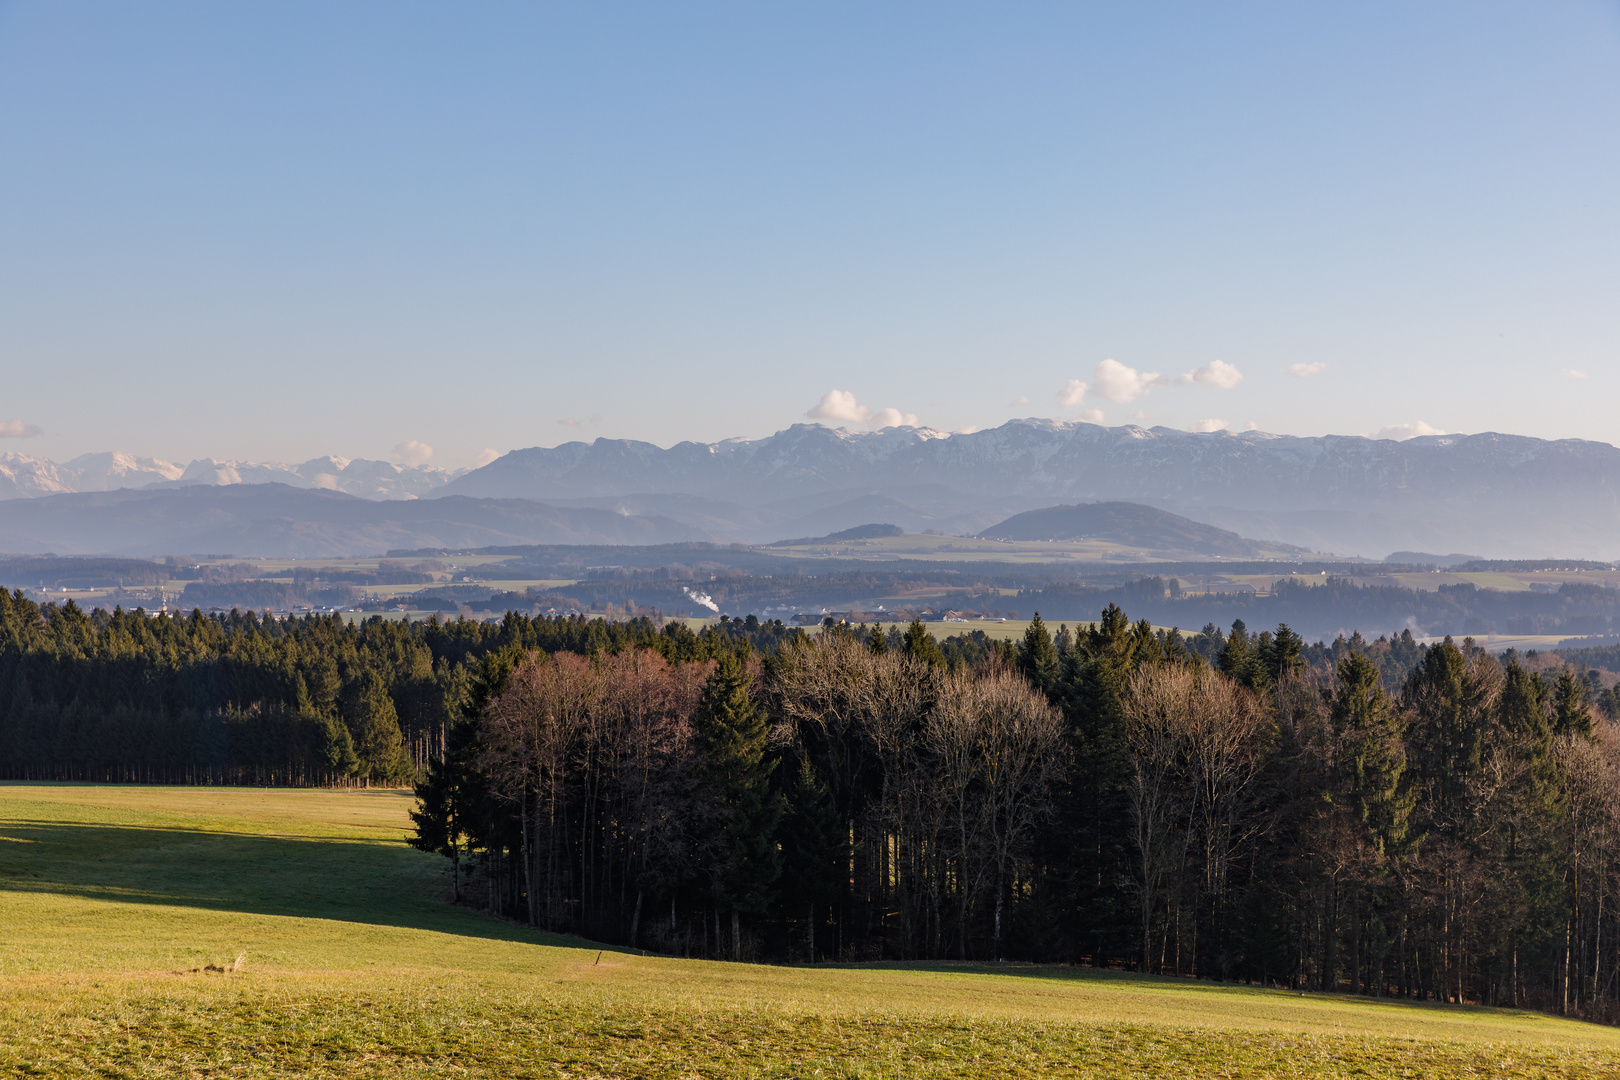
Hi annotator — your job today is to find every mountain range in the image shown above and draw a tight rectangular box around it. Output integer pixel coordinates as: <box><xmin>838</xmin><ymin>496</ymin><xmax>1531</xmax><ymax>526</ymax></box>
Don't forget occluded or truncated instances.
<box><xmin>0</xmin><ymin>451</ymin><xmax>457</xmax><ymax>501</ymax></box>
<box><xmin>4</xmin><ymin>420</ymin><xmax>1620</xmax><ymax>558</ymax></box>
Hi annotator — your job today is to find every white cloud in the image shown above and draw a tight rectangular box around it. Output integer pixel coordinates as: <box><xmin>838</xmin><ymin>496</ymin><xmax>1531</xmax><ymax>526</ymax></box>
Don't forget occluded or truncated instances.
<box><xmin>474</xmin><ymin>448</ymin><xmax>501</xmax><ymax>468</ymax></box>
<box><xmin>1056</xmin><ymin>380</ymin><xmax>1089</xmax><ymax>407</ymax></box>
<box><xmin>558</xmin><ymin>413</ymin><xmax>603</xmax><ymax>428</ymax></box>
<box><xmin>1374</xmin><ymin>421</ymin><xmax>1447</xmax><ymax>441</ymax></box>
<box><xmin>0</xmin><ymin>419</ymin><xmax>42</xmax><ymax>438</ymax></box>
<box><xmin>1079</xmin><ymin>408</ymin><xmax>1106</xmax><ymax>425</ymax></box>
<box><xmin>807</xmin><ymin>390</ymin><xmax>919</xmax><ymax>429</ymax></box>
<box><xmin>1287</xmin><ymin>362</ymin><xmax>1328</xmax><ymax>377</ymax></box>
<box><xmin>1095</xmin><ymin>359</ymin><xmax>1166</xmax><ymax>402</ymax></box>
<box><xmin>392</xmin><ymin>439</ymin><xmax>434</xmax><ymax>466</ymax></box>
<box><xmin>1089</xmin><ymin>357</ymin><xmax>1243</xmax><ymax>403</ymax></box>
<box><xmin>1187</xmin><ymin>360</ymin><xmax>1243</xmax><ymax>389</ymax></box>
<box><xmin>871</xmin><ymin>407</ymin><xmax>919</xmax><ymax>429</ymax></box>
<box><xmin>1244</xmin><ymin>420</ymin><xmax>1261</xmax><ymax>431</ymax></box>
<box><xmin>1191</xmin><ymin>418</ymin><xmax>1230</xmax><ymax>433</ymax></box>
<box><xmin>807</xmin><ymin>389</ymin><xmax>871</xmax><ymax>424</ymax></box>
<box><xmin>953</xmin><ymin>425</ymin><xmax>981</xmax><ymax>435</ymax></box>
<box><xmin>1562</xmin><ymin>369</ymin><xmax>1589</xmax><ymax>379</ymax></box>
<box><xmin>1010</xmin><ymin>395</ymin><xmax>1030</xmax><ymax>406</ymax></box>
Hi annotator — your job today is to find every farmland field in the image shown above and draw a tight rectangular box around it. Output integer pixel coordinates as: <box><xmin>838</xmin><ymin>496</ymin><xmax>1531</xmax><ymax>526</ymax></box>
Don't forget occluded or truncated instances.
<box><xmin>4</xmin><ymin>784</ymin><xmax>1620</xmax><ymax>1078</ymax></box>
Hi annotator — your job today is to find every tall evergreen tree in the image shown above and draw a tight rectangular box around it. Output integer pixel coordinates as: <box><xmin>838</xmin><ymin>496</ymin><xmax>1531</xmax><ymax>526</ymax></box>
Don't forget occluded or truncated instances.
<box><xmin>693</xmin><ymin>652</ymin><xmax>783</xmax><ymax>957</ymax></box>
<box><xmin>902</xmin><ymin>619</ymin><xmax>946</xmax><ymax>670</ymax></box>
<box><xmin>776</xmin><ymin>755</ymin><xmax>844</xmax><ymax>961</ymax></box>
<box><xmin>1018</xmin><ymin>613</ymin><xmax>1059</xmax><ymax>695</ymax></box>
<box><xmin>346</xmin><ymin>669</ymin><xmax>406</xmax><ymax>782</ymax></box>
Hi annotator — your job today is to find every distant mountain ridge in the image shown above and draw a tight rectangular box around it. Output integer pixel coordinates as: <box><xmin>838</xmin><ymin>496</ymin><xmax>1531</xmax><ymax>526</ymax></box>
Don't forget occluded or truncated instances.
<box><xmin>8</xmin><ymin>420</ymin><xmax>1620</xmax><ymax>558</ymax></box>
<box><xmin>435</xmin><ymin>421</ymin><xmax>1620</xmax><ymax>558</ymax></box>
<box><xmin>0</xmin><ymin>484</ymin><xmax>707</xmax><ymax>558</ymax></box>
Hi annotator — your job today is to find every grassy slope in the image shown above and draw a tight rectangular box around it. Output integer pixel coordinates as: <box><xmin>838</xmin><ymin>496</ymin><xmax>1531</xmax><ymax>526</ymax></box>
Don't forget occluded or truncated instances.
<box><xmin>3</xmin><ymin>787</ymin><xmax>1619</xmax><ymax>1078</ymax></box>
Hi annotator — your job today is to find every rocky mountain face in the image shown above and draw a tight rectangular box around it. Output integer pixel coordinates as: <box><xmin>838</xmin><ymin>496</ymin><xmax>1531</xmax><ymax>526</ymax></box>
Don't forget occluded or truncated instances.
<box><xmin>0</xmin><ymin>452</ymin><xmax>460</xmax><ymax>501</ymax></box>
<box><xmin>435</xmin><ymin>421</ymin><xmax>1620</xmax><ymax>558</ymax></box>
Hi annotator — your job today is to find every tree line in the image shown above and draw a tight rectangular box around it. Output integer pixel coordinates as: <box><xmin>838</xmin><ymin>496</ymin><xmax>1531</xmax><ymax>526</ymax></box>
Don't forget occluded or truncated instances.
<box><xmin>8</xmin><ymin>583</ymin><xmax>1620</xmax><ymax>1023</ymax></box>
<box><xmin>0</xmin><ymin>589</ymin><xmax>761</xmax><ymax>785</ymax></box>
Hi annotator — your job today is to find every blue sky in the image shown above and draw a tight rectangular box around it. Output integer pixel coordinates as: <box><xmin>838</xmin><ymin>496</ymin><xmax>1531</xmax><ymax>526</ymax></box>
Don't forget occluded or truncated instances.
<box><xmin>1</xmin><ymin>1</ymin><xmax>1617</xmax><ymax>468</ymax></box>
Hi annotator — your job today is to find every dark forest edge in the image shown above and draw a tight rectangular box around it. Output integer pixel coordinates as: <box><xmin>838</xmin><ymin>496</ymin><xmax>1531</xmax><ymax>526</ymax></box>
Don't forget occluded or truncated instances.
<box><xmin>4</xmin><ymin>587</ymin><xmax>1620</xmax><ymax>1026</ymax></box>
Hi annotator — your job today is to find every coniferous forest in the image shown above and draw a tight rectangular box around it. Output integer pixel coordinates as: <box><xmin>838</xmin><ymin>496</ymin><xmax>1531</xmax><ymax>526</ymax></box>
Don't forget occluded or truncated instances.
<box><xmin>7</xmin><ymin>587</ymin><xmax>1620</xmax><ymax>1022</ymax></box>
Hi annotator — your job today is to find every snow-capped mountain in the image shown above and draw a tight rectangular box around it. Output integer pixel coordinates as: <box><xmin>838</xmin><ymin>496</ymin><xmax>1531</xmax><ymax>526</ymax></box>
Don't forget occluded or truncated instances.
<box><xmin>435</xmin><ymin>420</ymin><xmax>1620</xmax><ymax>559</ymax></box>
<box><xmin>0</xmin><ymin>452</ymin><xmax>460</xmax><ymax>501</ymax></box>
<box><xmin>7</xmin><ymin>420</ymin><xmax>1620</xmax><ymax>558</ymax></box>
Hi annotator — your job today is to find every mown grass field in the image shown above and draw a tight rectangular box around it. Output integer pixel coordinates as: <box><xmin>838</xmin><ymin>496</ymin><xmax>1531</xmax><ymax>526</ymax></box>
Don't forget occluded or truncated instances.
<box><xmin>4</xmin><ymin>785</ymin><xmax>1620</xmax><ymax>1078</ymax></box>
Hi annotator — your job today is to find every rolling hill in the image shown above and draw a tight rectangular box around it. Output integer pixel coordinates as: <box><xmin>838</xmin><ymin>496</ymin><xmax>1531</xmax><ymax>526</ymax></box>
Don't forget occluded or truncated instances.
<box><xmin>980</xmin><ymin>501</ymin><xmax>1305</xmax><ymax>558</ymax></box>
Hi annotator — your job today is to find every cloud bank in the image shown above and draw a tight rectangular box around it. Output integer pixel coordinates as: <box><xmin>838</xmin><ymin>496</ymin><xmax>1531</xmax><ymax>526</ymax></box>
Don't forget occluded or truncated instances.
<box><xmin>1287</xmin><ymin>362</ymin><xmax>1328</xmax><ymax>377</ymax></box>
<box><xmin>1060</xmin><ymin>359</ymin><xmax>1244</xmax><ymax>407</ymax></box>
<box><xmin>807</xmin><ymin>390</ymin><xmax>918</xmax><ymax>430</ymax></box>
<box><xmin>392</xmin><ymin>439</ymin><xmax>434</xmax><ymax>465</ymax></box>
<box><xmin>0</xmin><ymin>419</ymin><xmax>43</xmax><ymax>438</ymax></box>
<box><xmin>1374</xmin><ymin>421</ymin><xmax>1447</xmax><ymax>441</ymax></box>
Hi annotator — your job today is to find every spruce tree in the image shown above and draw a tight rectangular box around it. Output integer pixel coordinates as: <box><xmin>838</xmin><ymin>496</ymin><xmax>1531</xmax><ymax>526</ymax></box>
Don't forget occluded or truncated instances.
<box><xmin>1331</xmin><ymin>652</ymin><xmax>1413</xmax><ymax>855</ymax></box>
<box><xmin>1017</xmin><ymin>612</ymin><xmax>1059</xmax><ymax>695</ymax></box>
<box><xmin>1551</xmin><ymin>670</ymin><xmax>1593</xmax><ymax>739</ymax></box>
<box><xmin>346</xmin><ymin>669</ymin><xmax>405</xmax><ymax>783</ymax></box>
<box><xmin>693</xmin><ymin>652</ymin><xmax>783</xmax><ymax>957</ymax></box>
<box><xmin>902</xmin><ymin>619</ymin><xmax>946</xmax><ymax>670</ymax></box>
<box><xmin>776</xmin><ymin>755</ymin><xmax>844</xmax><ymax>961</ymax></box>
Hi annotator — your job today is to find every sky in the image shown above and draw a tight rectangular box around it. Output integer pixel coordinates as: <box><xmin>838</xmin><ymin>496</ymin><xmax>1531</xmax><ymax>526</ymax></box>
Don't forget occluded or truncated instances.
<box><xmin>1</xmin><ymin>1</ymin><xmax>1618</xmax><ymax>470</ymax></box>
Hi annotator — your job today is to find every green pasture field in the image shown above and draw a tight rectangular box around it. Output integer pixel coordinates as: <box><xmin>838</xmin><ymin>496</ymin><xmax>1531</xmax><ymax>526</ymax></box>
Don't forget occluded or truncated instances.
<box><xmin>5</xmin><ymin>786</ymin><xmax>1619</xmax><ymax>1078</ymax></box>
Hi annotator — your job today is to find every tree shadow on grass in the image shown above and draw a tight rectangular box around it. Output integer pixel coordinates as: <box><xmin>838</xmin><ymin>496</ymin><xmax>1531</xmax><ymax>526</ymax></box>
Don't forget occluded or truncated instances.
<box><xmin>0</xmin><ymin>819</ymin><xmax>616</xmax><ymax>953</ymax></box>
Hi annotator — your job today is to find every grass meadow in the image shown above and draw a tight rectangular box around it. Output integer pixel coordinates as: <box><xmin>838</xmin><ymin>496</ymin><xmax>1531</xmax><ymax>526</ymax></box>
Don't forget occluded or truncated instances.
<box><xmin>4</xmin><ymin>784</ymin><xmax>1620</xmax><ymax>1077</ymax></box>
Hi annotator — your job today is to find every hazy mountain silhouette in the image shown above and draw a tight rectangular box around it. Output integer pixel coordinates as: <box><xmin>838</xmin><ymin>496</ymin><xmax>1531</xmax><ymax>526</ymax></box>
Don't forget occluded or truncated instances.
<box><xmin>980</xmin><ymin>502</ymin><xmax>1303</xmax><ymax>558</ymax></box>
